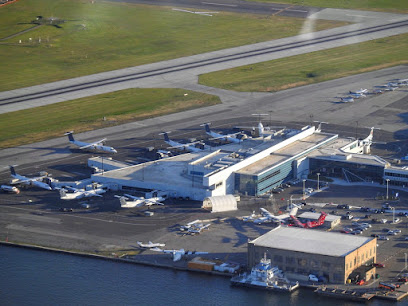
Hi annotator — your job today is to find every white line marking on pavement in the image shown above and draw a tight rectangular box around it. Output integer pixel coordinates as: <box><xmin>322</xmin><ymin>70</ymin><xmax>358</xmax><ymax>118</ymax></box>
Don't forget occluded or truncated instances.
<box><xmin>201</xmin><ymin>2</ymin><xmax>237</xmax><ymax>7</ymax></box>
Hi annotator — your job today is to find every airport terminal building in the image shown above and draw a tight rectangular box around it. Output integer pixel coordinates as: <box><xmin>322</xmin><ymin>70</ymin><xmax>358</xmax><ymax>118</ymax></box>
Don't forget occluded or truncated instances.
<box><xmin>90</xmin><ymin>125</ymin><xmax>408</xmax><ymax>200</ymax></box>
<box><xmin>248</xmin><ymin>227</ymin><xmax>377</xmax><ymax>284</ymax></box>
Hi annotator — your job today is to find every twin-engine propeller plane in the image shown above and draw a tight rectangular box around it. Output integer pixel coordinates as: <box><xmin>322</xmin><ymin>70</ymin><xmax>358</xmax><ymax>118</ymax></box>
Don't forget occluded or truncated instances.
<box><xmin>59</xmin><ymin>186</ymin><xmax>106</xmax><ymax>200</ymax></box>
<box><xmin>151</xmin><ymin>248</ymin><xmax>209</xmax><ymax>261</ymax></box>
<box><xmin>201</xmin><ymin>123</ymin><xmax>243</xmax><ymax>143</ymax></box>
<box><xmin>9</xmin><ymin>166</ymin><xmax>52</xmax><ymax>191</ymax></box>
<box><xmin>160</xmin><ymin>132</ymin><xmax>204</xmax><ymax>153</ymax></box>
<box><xmin>114</xmin><ymin>193</ymin><xmax>166</xmax><ymax>208</ymax></box>
<box><xmin>65</xmin><ymin>131</ymin><xmax>117</xmax><ymax>153</ymax></box>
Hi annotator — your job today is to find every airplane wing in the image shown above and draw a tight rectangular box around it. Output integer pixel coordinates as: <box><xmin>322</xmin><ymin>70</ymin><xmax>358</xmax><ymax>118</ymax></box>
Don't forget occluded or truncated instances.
<box><xmin>173</xmin><ymin>252</ymin><xmax>183</xmax><ymax>262</ymax></box>
<box><xmin>79</xmin><ymin>138</ymin><xmax>107</xmax><ymax>149</ymax></box>
<box><xmin>32</xmin><ymin>180</ymin><xmax>52</xmax><ymax>191</ymax></box>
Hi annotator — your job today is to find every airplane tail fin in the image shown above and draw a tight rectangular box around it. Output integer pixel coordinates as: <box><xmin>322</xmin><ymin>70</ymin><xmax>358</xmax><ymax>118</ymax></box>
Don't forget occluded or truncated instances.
<box><xmin>119</xmin><ymin>197</ymin><xmax>127</xmax><ymax>207</ymax></box>
<box><xmin>59</xmin><ymin>189</ymin><xmax>67</xmax><ymax>198</ymax></box>
<box><xmin>162</xmin><ymin>132</ymin><xmax>170</xmax><ymax>142</ymax></box>
<box><xmin>9</xmin><ymin>165</ymin><xmax>16</xmax><ymax>176</ymax></box>
<box><xmin>65</xmin><ymin>131</ymin><xmax>75</xmax><ymax>142</ymax></box>
<box><xmin>204</xmin><ymin>123</ymin><xmax>211</xmax><ymax>133</ymax></box>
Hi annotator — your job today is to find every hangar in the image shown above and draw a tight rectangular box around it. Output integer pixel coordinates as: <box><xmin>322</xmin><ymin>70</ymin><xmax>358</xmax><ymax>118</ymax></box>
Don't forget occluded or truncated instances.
<box><xmin>89</xmin><ymin>124</ymin><xmax>408</xmax><ymax>201</ymax></box>
<box><xmin>248</xmin><ymin>226</ymin><xmax>377</xmax><ymax>284</ymax></box>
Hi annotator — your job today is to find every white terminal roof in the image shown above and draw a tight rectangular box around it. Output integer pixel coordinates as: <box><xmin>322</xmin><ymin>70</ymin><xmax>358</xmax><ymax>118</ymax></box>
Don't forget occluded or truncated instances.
<box><xmin>250</xmin><ymin>226</ymin><xmax>373</xmax><ymax>257</ymax></box>
<box><xmin>94</xmin><ymin>151</ymin><xmax>207</xmax><ymax>189</ymax></box>
<box><xmin>237</xmin><ymin>133</ymin><xmax>335</xmax><ymax>176</ymax></box>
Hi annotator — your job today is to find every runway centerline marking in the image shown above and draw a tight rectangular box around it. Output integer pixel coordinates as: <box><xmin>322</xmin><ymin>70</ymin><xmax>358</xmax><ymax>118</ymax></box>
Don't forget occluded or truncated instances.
<box><xmin>201</xmin><ymin>2</ymin><xmax>237</xmax><ymax>7</ymax></box>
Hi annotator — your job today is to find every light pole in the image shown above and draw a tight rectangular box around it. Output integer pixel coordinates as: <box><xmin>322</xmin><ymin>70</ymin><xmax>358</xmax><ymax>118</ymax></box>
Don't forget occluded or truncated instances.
<box><xmin>317</xmin><ymin>173</ymin><xmax>320</xmax><ymax>191</ymax></box>
<box><xmin>386</xmin><ymin>179</ymin><xmax>390</xmax><ymax>200</ymax></box>
<box><xmin>303</xmin><ymin>179</ymin><xmax>306</xmax><ymax>200</ymax></box>
<box><xmin>391</xmin><ymin>206</ymin><xmax>395</xmax><ymax>224</ymax></box>
<box><xmin>405</xmin><ymin>253</ymin><xmax>407</xmax><ymax>270</ymax></box>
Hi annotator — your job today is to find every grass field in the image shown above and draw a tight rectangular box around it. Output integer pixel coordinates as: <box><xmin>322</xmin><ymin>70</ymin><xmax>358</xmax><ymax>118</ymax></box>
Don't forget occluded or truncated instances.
<box><xmin>0</xmin><ymin>0</ymin><xmax>346</xmax><ymax>92</ymax></box>
<box><xmin>198</xmin><ymin>33</ymin><xmax>408</xmax><ymax>92</ymax></box>
<box><xmin>247</xmin><ymin>0</ymin><xmax>408</xmax><ymax>13</ymax></box>
<box><xmin>0</xmin><ymin>88</ymin><xmax>220</xmax><ymax>149</ymax></box>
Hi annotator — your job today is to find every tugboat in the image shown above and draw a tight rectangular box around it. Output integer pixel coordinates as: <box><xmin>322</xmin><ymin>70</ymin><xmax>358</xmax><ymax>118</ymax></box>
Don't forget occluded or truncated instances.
<box><xmin>231</xmin><ymin>254</ymin><xmax>299</xmax><ymax>292</ymax></box>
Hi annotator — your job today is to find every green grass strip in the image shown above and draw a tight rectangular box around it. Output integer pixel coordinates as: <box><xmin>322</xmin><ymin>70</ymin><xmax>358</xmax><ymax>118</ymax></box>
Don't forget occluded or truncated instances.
<box><xmin>0</xmin><ymin>0</ymin><xmax>346</xmax><ymax>92</ymax></box>
<box><xmin>198</xmin><ymin>33</ymin><xmax>408</xmax><ymax>92</ymax></box>
<box><xmin>0</xmin><ymin>88</ymin><xmax>220</xmax><ymax>149</ymax></box>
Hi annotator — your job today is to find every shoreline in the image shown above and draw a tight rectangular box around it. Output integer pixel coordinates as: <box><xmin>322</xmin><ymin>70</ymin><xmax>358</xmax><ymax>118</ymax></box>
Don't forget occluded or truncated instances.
<box><xmin>2</xmin><ymin>240</ymin><xmax>407</xmax><ymax>302</ymax></box>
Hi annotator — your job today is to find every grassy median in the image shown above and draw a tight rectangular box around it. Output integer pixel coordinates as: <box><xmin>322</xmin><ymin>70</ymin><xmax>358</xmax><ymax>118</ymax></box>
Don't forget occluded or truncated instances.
<box><xmin>199</xmin><ymin>33</ymin><xmax>408</xmax><ymax>92</ymax></box>
<box><xmin>0</xmin><ymin>88</ymin><xmax>220</xmax><ymax>149</ymax></box>
<box><xmin>0</xmin><ymin>0</ymin><xmax>346</xmax><ymax>92</ymax></box>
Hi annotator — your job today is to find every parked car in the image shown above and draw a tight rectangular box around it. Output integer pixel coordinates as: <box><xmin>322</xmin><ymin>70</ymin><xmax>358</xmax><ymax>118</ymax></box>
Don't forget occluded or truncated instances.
<box><xmin>374</xmin><ymin>263</ymin><xmax>385</xmax><ymax>268</ymax></box>
<box><xmin>387</xmin><ymin>230</ymin><xmax>397</xmax><ymax>235</ymax></box>
<box><xmin>380</xmin><ymin>219</ymin><xmax>387</xmax><ymax>224</ymax></box>
<box><xmin>378</xmin><ymin>236</ymin><xmax>389</xmax><ymax>241</ymax></box>
<box><xmin>405</xmin><ymin>236</ymin><xmax>408</xmax><ymax>241</ymax></box>
<box><xmin>360</xmin><ymin>222</ymin><xmax>372</xmax><ymax>228</ymax></box>
<box><xmin>356</xmin><ymin>279</ymin><xmax>365</xmax><ymax>286</ymax></box>
<box><xmin>398</xmin><ymin>277</ymin><xmax>408</xmax><ymax>283</ymax></box>
<box><xmin>343</xmin><ymin>214</ymin><xmax>353</xmax><ymax>220</ymax></box>
<box><xmin>393</xmin><ymin>229</ymin><xmax>401</xmax><ymax>234</ymax></box>
<box><xmin>371</xmin><ymin>234</ymin><xmax>379</xmax><ymax>238</ymax></box>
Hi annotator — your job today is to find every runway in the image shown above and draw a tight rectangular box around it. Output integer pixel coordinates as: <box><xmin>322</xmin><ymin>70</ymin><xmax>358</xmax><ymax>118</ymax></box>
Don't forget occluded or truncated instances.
<box><xmin>0</xmin><ymin>8</ymin><xmax>407</xmax><ymax>113</ymax></box>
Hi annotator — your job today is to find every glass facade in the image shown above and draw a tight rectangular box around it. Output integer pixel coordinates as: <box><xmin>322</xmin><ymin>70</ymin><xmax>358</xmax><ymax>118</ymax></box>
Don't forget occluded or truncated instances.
<box><xmin>309</xmin><ymin>158</ymin><xmax>385</xmax><ymax>183</ymax></box>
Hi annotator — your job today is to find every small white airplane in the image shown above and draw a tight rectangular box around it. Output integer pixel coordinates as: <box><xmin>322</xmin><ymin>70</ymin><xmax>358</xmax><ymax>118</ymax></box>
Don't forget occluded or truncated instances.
<box><xmin>160</xmin><ymin>132</ymin><xmax>204</xmax><ymax>153</ymax></box>
<box><xmin>349</xmin><ymin>92</ymin><xmax>366</xmax><ymax>99</ymax></box>
<box><xmin>1</xmin><ymin>184</ymin><xmax>20</xmax><ymax>194</ymax></box>
<box><xmin>137</xmin><ymin>241</ymin><xmax>165</xmax><ymax>249</ymax></box>
<box><xmin>340</xmin><ymin>96</ymin><xmax>354</xmax><ymax>103</ymax></box>
<box><xmin>375</xmin><ymin>85</ymin><xmax>396</xmax><ymax>91</ymax></box>
<box><xmin>59</xmin><ymin>186</ymin><xmax>106</xmax><ymax>200</ymax></box>
<box><xmin>349</xmin><ymin>88</ymin><xmax>368</xmax><ymax>94</ymax></box>
<box><xmin>184</xmin><ymin>223</ymin><xmax>211</xmax><ymax>235</ymax></box>
<box><xmin>115</xmin><ymin>193</ymin><xmax>166</xmax><ymax>208</ymax></box>
<box><xmin>201</xmin><ymin>123</ymin><xmax>242</xmax><ymax>143</ymax></box>
<box><xmin>241</xmin><ymin>211</ymin><xmax>257</xmax><ymax>222</ymax></box>
<box><xmin>9</xmin><ymin>166</ymin><xmax>52</xmax><ymax>190</ymax></box>
<box><xmin>180</xmin><ymin>220</ymin><xmax>202</xmax><ymax>231</ymax></box>
<box><xmin>65</xmin><ymin>131</ymin><xmax>117</xmax><ymax>153</ymax></box>
<box><xmin>152</xmin><ymin>248</ymin><xmax>209</xmax><ymax>262</ymax></box>
<box><xmin>253</xmin><ymin>208</ymin><xmax>285</xmax><ymax>224</ymax></box>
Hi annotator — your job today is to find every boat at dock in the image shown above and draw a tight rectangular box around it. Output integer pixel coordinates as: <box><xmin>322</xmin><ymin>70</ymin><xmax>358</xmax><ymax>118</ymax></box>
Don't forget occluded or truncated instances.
<box><xmin>231</xmin><ymin>255</ymin><xmax>299</xmax><ymax>292</ymax></box>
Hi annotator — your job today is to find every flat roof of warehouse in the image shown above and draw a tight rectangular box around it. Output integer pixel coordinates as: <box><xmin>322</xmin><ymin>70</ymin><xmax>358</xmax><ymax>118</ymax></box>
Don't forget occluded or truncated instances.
<box><xmin>250</xmin><ymin>226</ymin><xmax>373</xmax><ymax>257</ymax></box>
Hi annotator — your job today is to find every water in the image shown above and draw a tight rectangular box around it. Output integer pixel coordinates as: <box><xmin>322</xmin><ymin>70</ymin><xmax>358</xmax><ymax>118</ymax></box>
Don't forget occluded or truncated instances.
<box><xmin>0</xmin><ymin>245</ymin><xmax>403</xmax><ymax>306</ymax></box>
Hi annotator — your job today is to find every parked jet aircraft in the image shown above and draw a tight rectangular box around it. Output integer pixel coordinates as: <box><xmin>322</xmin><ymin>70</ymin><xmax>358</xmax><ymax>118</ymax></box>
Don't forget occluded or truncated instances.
<box><xmin>349</xmin><ymin>88</ymin><xmax>368</xmax><ymax>94</ymax></box>
<box><xmin>349</xmin><ymin>92</ymin><xmax>366</xmax><ymax>99</ymax></box>
<box><xmin>152</xmin><ymin>248</ymin><xmax>208</xmax><ymax>261</ymax></box>
<box><xmin>340</xmin><ymin>97</ymin><xmax>354</xmax><ymax>103</ymax></box>
<box><xmin>65</xmin><ymin>131</ymin><xmax>117</xmax><ymax>153</ymax></box>
<box><xmin>9</xmin><ymin>166</ymin><xmax>52</xmax><ymax>190</ymax></box>
<box><xmin>1</xmin><ymin>185</ymin><xmax>20</xmax><ymax>194</ymax></box>
<box><xmin>115</xmin><ymin>193</ymin><xmax>166</xmax><ymax>208</ymax></box>
<box><xmin>160</xmin><ymin>132</ymin><xmax>204</xmax><ymax>152</ymax></box>
<box><xmin>137</xmin><ymin>241</ymin><xmax>166</xmax><ymax>249</ymax></box>
<box><xmin>201</xmin><ymin>123</ymin><xmax>242</xmax><ymax>143</ymax></box>
<box><xmin>59</xmin><ymin>186</ymin><xmax>106</xmax><ymax>200</ymax></box>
